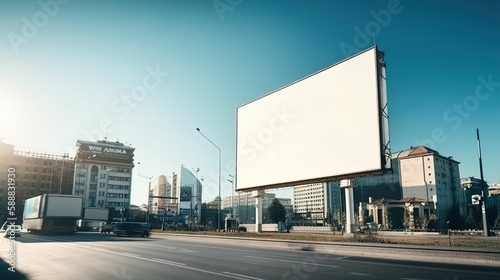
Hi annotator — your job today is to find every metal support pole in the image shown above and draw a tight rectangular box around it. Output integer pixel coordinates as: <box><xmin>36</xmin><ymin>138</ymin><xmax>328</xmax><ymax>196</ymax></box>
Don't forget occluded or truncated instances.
<box><xmin>476</xmin><ymin>129</ymin><xmax>488</xmax><ymax>236</ymax></box>
<box><xmin>255</xmin><ymin>194</ymin><xmax>262</xmax><ymax>233</ymax></box>
<box><xmin>341</xmin><ymin>179</ymin><xmax>355</xmax><ymax>237</ymax></box>
<box><xmin>59</xmin><ymin>155</ymin><xmax>65</xmax><ymax>194</ymax></box>
<box><xmin>196</xmin><ymin>128</ymin><xmax>221</xmax><ymax>232</ymax></box>
<box><xmin>138</xmin><ymin>162</ymin><xmax>153</xmax><ymax>224</ymax></box>
<box><xmin>481</xmin><ymin>191</ymin><xmax>488</xmax><ymax>236</ymax></box>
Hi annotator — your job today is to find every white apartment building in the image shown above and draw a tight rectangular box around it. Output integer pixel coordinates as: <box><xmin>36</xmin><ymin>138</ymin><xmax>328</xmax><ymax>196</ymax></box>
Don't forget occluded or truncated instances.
<box><xmin>294</xmin><ymin>182</ymin><xmax>327</xmax><ymax>224</ymax></box>
<box><xmin>396</xmin><ymin>146</ymin><xmax>462</xmax><ymax>226</ymax></box>
<box><xmin>73</xmin><ymin>140</ymin><xmax>135</xmax><ymax>220</ymax></box>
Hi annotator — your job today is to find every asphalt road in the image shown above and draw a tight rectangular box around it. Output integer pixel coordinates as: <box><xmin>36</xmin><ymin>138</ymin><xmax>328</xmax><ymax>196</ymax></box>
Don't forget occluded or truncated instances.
<box><xmin>0</xmin><ymin>232</ymin><xmax>499</xmax><ymax>280</ymax></box>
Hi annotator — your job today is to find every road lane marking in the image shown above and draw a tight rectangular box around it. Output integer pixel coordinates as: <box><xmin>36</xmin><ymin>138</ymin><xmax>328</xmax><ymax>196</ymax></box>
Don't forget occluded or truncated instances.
<box><xmin>180</xmin><ymin>249</ymin><xmax>198</xmax><ymax>253</ymax></box>
<box><xmin>67</xmin><ymin>243</ymin><xmax>262</xmax><ymax>280</ymax></box>
<box><xmin>120</xmin><ymin>252</ymin><xmax>140</xmax><ymax>258</ymax></box>
<box><xmin>335</xmin><ymin>256</ymin><xmax>349</xmax><ymax>260</ymax></box>
<box><xmin>245</xmin><ymin>256</ymin><xmax>339</xmax><ymax>268</ymax></box>
<box><xmin>150</xmin><ymin>241</ymin><xmax>259</xmax><ymax>253</ymax></box>
<box><xmin>350</xmin><ymin>272</ymin><xmax>371</xmax><ymax>276</ymax></box>
<box><xmin>151</xmin><ymin>258</ymin><xmax>186</xmax><ymax>266</ymax></box>
<box><xmin>222</xmin><ymin>271</ymin><xmax>265</xmax><ymax>280</ymax></box>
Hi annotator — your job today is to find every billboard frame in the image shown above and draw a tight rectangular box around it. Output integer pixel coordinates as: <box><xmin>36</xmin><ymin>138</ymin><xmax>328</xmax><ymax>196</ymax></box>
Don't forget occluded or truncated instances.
<box><xmin>235</xmin><ymin>46</ymin><xmax>391</xmax><ymax>192</ymax></box>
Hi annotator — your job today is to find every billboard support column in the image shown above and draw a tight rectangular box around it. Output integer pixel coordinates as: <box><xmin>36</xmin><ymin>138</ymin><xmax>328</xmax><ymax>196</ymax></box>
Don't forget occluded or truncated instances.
<box><xmin>253</xmin><ymin>190</ymin><xmax>264</xmax><ymax>233</ymax></box>
<box><xmin>341</xmin><ymin>179</ymin><xmax>356</xmax><ymax>237</ymax></box>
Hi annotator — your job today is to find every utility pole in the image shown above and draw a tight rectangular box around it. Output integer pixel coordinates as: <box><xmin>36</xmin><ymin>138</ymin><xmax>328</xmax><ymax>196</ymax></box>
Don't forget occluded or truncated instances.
<box><xmin>138</xmin><ymin>162</ymin><xmax>153</xmax><ymax>224</ymax></box>
<box><xmin>477</xmin><ymin>128</ymin><xmax>488</xmax><ymax>236</ymax></box>
<box><xmin>59</xmin><ymin>153</ymin><xmax>68</xmax><ymax>194</ymax></box>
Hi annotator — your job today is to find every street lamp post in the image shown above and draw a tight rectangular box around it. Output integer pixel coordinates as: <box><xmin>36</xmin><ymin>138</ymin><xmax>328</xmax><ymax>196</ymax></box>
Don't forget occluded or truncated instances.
<box><xmin>196</xmin><ymin>128</ymin><xmax>221</xmax><ymax>232</ymax></box>
<box><xmin>49</xmin><ymin>162</ymin><xmax>58</xmax><ymax>194</ymax></box>
<box><xmin>228</xmin><ymin>175</ymin><xmax>235</xmax><ymax>218</ymax></box>
<box><xmin>59</xmin><ymin>153</ymin><xmax>68</xmax><ymax>194</ymax></box>
<box><xmin>191</xmin><ymin>167</ymin><xmax>200</xmax><ymax>231</ymax></box>
<box><xmin>138</xmin><ymin>162</ymin><xmax>153</xmax><ymax>224</ymax></box>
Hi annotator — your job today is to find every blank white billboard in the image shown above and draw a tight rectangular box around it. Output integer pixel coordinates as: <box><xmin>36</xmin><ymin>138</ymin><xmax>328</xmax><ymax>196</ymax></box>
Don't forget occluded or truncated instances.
<box><xmin>236</xmin><ymin>46</ymin><xmax>390</xmax><ymax>191</ymax></box>
<box><xmin>45</xmin><ymin>195</ymin><xmax>83</xmax><ymax>218</ymax></box>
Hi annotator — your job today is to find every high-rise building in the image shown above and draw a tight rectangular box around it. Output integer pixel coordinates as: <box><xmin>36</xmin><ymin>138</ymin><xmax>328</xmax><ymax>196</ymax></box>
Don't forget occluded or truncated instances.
<box><xmin>0</xmin><ymin>141</ymin><xmax>74</xmax><ymax>222</ymax></box>
<box><xmin>151</xmin><ymin>175</ymin><xmax>177</xmax><ymax>213</ymax></box>
<box><xmin>153</xmin><ymin>166</ymin><xmax>203</xmax><ymax>226</ymax></box>
<box><xmin>176</xmin><ymin>166</ymin><xmax>203</xmax><ymax>225</ymax></box>
<box><xmin>73</xmin><ymin>140</ymin><xmax>135</xmax><ymax>221</ymax></box>
<box><xmin>294</xmin><ymin>183</ymin><xmax>327</xmax><ymax>224</ymax></box>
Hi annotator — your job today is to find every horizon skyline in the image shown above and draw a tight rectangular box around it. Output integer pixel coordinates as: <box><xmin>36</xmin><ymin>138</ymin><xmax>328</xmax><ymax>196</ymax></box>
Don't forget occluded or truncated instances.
<box><xmin>1</xmin><ymin>0</ymin><xmax>498</xmax><ymax>206</ymax></box>
<box><xmin>1</xmin><ymin>136</ymin><xmax>497</xmax><ymax>206</ymax></box>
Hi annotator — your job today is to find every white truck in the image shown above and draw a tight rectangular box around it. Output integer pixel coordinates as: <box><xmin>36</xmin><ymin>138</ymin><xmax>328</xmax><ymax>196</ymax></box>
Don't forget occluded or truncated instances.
<box><xmin>23</xmin><ymin>194</ymin><xmax>83</xmax><ymax>235</ymax></box>
<box><xmin>77</xmin><ymin>208</ymin><xmax>110</xmax><ymax>231</ymax></box>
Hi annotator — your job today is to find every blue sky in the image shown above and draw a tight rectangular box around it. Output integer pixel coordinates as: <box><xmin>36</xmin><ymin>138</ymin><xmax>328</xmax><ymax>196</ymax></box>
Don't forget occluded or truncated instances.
<box><xmin>1</xmin><ymin>0</ymin><xmax>499</xmax><ymax>206</ymax></box>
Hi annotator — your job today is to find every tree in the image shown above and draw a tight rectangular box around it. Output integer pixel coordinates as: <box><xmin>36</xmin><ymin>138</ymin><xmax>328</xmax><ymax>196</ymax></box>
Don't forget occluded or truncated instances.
<box><xmin>465</xmin><ymin>208</ymin><xmax>480</xmax><ymax>230</ymax></box>
<box><xmin>403</xmin><ymin>207</ymin><xmax>412</xmax><ymax>229</ymax></box>
<box><xmin>129</xmin><ymin>208</ymin><xmax>146</xmax><ymax>222</ymax></box>
<box><xmin>492</xmin><ymin>211</ymin><xmax>500</xmax><ymax>230</ymax></box>
<box><xmin>427</xmin><ymin>214</ymin><xmax>438</xmax><ymax>231</ymax></box>
<box><xmin>267</xmin><ymin>199</ymin><xmax>286</xmax><ymax>223</ymax></box>
<box><xmin>446</xmin><ymin>206</ymin><xmax>464</xmax><ymax>230</ymax></box>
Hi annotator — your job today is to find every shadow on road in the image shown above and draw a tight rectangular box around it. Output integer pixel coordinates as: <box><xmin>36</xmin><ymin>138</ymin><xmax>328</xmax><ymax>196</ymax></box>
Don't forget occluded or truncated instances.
<box><xmin>0</xmin><ymin>257</ymin><xmax>29</xmax><ymax>279</ymax></box>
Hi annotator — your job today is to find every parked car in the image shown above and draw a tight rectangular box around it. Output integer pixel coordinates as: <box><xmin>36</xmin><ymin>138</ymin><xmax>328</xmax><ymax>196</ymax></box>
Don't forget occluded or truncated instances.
<box><xmin>112</xmin><ymin>222</ymin><xmax>150</xmax><ymax>237</ymax></box>
<box><xmin>4</xmin><ymin>225</ymin><xmax>22</xmax><ymax>237</ymax></box>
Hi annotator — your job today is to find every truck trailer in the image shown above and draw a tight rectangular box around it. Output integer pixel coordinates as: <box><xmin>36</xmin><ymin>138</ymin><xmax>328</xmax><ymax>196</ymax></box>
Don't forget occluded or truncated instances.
<box><xmin>77</xmin><ymin>208</ymin><xmax>110</xmax><ymax>231</ymax></box>
<box><xmin>23</xmin><ymin>194</ymin><xmax>83</xmax><ymax>235</ymax></box>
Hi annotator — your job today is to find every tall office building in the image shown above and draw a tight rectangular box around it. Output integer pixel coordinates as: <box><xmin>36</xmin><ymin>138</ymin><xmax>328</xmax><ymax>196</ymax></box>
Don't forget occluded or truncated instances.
<box><xmin>176</xmin><ymin>166</ymin><xmax>203</xmax><ymax>224</ymax></box>
<box><xmin>73</xmin><ymin>140</ymin><xmax>135</xmax><ymax>220</ymax></box>
<box><xmin>151</xmin><ymin>175</ymin><xmax>178</xmax><ymax>213</ymax></box>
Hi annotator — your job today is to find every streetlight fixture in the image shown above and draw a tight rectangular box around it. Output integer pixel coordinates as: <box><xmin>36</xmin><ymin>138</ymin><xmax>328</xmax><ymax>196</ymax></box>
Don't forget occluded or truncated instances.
<box><xmin>228</xmin><ymin>175</ymin><xmax>236</xmax><ymax>218</ymax></box>
<box><xmin>196</xmin><ymin>128</ymin><xmax>221</xmax><ymax>231</ymax></box>
<box><xmin>138</xmin><ymin>162</ymin><xmax>153</xmax><ymax>224</ymax></box>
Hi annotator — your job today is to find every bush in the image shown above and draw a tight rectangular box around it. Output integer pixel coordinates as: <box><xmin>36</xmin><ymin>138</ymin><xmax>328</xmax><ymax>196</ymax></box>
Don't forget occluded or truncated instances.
<box><xmin>238</xmin><ymin>226</ymin><xmax>247</xmax><ymax>232</ymax></box>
